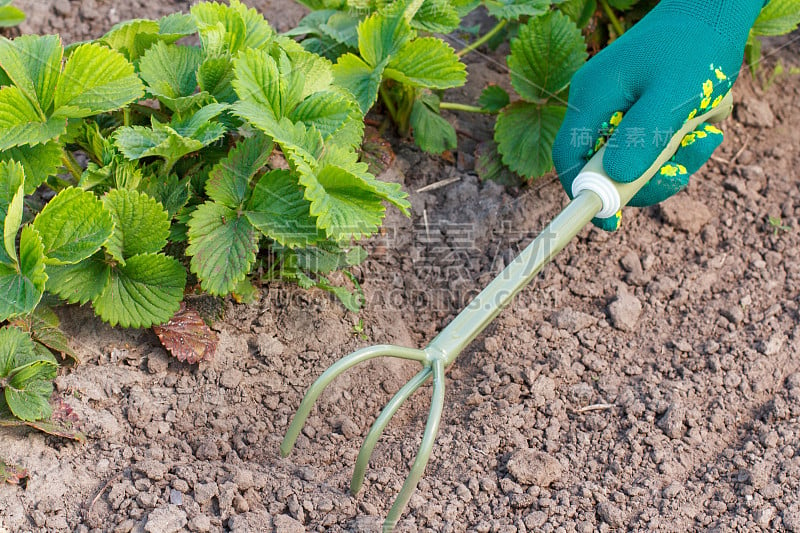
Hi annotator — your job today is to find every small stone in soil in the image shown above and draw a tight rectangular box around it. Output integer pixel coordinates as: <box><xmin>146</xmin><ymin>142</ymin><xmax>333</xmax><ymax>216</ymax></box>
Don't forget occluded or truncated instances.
<box><xmin>193</xmin><ymin>482</ymin><xmax>219</xmax><ymax>505</ymax></box>
<box><xmin>144</xmin><ymin>505</ymin><xmax>187</xmax><ymax>533</ymax></box>
<box><xmin>188</xmin><ymin>515</ymin><xmax>212</xmax><ymax>533</ymax></box>
<box><xmin>720</xmin><ymin>305</ymin><xmax>745</xmax><ymax>324</ymax></box>
<box><xmin>659</xmin><ymin>198</ymin><xmax>713</xmax><ymax>233</ymax></box>
<box><xmin>135</xmin><ymin>460</ymin><xmax>168</xmax><ymax>481</ymax></box>
<box><xmin>219</xmin><ymin>369</ymin><xmax>243</xmax><ymax>389</ymax></box>
<box><xmin>735</xmin><ymin>98</ymin><xmax>775</xmax><ymax>128</ymax></box>
<box><xmin>784</xmin><ymin>503</ymin><xmax>800</xmax><ymax>532</ymax></box>
<box><xmin>607</xmin><ymin>292</ymin><xmax>642</xmax><ymax>331</ymax></box>
<box><xmin>506</xmin><ymin>449</ymin><xmax>563</xmax><ymax>487</ymax></box>
<box><xmin>169</xmin><ymin>489</ymin><xmax>183</xmax><ymax>506</ymax></box>
<box><xmin>596</xmin><ymin>500</ymin><xmax>626</xmax><ymax>528</ymax></box>
<box><xmin>272</xmin><ymin>514</ymin><xmax>305</xmax><ymax>533</ymax></box>
<box><xmin>657</xmin><ymin>403</ymin><xmax>686</xmax><ymax>439</ymax></box>
<box><xmin>550</xmin><ymin>308</ymin><xmax>597</xmax><ymax>333</ymax></box>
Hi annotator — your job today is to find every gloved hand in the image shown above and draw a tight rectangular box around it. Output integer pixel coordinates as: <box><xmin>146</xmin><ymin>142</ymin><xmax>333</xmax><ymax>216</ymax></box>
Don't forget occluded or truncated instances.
<box><xmin>552</xmin><ymin>0</ymin><xmax>765</xmax><ymax>231</ymax></box>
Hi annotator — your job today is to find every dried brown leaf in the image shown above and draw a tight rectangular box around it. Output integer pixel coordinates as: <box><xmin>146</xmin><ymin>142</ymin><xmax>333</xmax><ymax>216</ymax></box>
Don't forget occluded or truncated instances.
<box><xmin>153</xmin><ymin>303</ymin><xmax>218</xmax><ymax>364</ymax></box>
<box><xmin>0</xmin><ymin>398</ymin><xmax>85</xmax><ymax>442</ymax></box>
<box><xmin>360</xmin><ymin>126</ymin><xmax>395</xmax><ymax>176</ymax></box>
<box><xmin>0</xmin><ymin>458</ymin><xmax>28</xmax><ymax>486</ymax></box>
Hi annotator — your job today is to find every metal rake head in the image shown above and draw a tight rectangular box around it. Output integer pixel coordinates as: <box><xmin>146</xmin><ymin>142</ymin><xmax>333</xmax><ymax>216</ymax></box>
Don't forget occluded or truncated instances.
<box><xmin>280</xmin><ymin>343</ymin><xmax>447</xmax><ymax>531</ymax></box>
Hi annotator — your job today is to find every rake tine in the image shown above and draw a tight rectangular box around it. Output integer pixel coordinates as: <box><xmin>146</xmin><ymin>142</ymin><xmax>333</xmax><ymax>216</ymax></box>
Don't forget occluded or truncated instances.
<box><xmin>351</xmin><ymin>367</ymin><xmax>433</xmax><ymax>495</ymax></box>
<box><xmin>281</xmin><ymin>345</ymin><xmax>428</xmax><ymax>457</ymax></box>
<box><xmin>383</xmin><ymin>359</ymin><xmax>446</xmax><ymax>531</ymax></box>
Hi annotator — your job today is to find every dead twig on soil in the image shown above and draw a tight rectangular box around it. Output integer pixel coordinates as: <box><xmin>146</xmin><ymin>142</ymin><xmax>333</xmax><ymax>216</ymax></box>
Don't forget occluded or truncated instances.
<box><xmin>416</xmin><ymin>176</ymin><xmax>462</xmax><ymax>193</ymax></box>
<box><xmin>568</xmin><ymin>403</ymin><xmax>615</xmax><ymax>414</ymax></box>
<box><xmin>711</xmin><ymin>134</ymin><xmax>751</xmax><ymax>168</ymax></box>
<box><xmin>729</xmin><ymin>134</ymin><xmax>751</xmax><ymax>166</ymax></box>
<box><xmin>84</xmin><ymin>472</ymin><xmax>122</xmax><ymax>519</ymax></box>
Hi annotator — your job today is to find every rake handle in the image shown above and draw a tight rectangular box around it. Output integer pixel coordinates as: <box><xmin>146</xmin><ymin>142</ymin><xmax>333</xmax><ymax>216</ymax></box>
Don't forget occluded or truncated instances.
<box><xmin>427</xmin><ymin>92</ymin><xmax>734</xmax><ymax>365</ymax></box>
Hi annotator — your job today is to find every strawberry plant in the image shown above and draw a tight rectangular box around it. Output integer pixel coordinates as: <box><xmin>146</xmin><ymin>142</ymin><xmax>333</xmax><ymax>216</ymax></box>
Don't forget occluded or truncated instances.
<box><xmin>291</xmin><ymin>0</ymin><xmax>468</xmax><ymax>154</ymax></box>
<box><xmin>0</xmin><ymin>0</ymin><xmax>410</xmax><ymax>330</ymax></box>
<box><xmin>0</xmin><ymin>0</ymin><xmax>23</xmax><ymax>29</ymax></box>
<box><xmin>0</xmin><ymin>0</ymin><xmax>416</xmax><ymax>428</ymax></box>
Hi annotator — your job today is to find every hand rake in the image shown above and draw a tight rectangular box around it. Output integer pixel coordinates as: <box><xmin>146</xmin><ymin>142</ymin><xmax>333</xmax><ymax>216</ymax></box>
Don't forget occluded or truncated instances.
<box><xmin>281</xmin><ymin>93</ymin><xmax>734</xmax><ymax>531</ymax></box>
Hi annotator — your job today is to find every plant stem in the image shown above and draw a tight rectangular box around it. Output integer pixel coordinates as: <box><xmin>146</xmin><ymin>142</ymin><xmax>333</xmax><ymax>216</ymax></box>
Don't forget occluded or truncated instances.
<box><xmin>123</xmin><ymin>107</ymin><xmax>131</xmax><ymax>127</ymax></box>
<box><xmin>456</xmin><ymin>19</ymin><xmax>507</xmax><ymax>58</ymax></box>
<box><xmin>61</xmin><ymin>150</ymin><xmax>83</xmax><ymax>182</ymax></box>
<box><xmin>379</xmin><ymin>84</ymin><xmax>399</xmax><ymax>125</ymax></box>
<box><xmin>598</xmin><ymin>0</ymin><xmax>625</xmax><ymax>38</ymax></box>
<box><xmin>439</xmin><ymin>102</ymin><xmax>491</xmax><ymax>114</ymax></box>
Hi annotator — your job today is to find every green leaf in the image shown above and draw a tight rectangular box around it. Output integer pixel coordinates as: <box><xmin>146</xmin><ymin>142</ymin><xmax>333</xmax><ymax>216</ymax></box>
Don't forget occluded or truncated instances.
<box><xmin>745</xmin><ymin>35</ymin><xmax>762</xmax><ymax>77</ymax></box>
<box><xmin>495</xmin><ymin>102</ymin><xmax>565</xmax><ymax>179</ymax></box>
<box><xmin>187</xmin><ymin>203</ymin><xmax>259</xmax><ymax>296</ymax></box>
<box><xmin>293</xmin><ymin>0</ymin><xmax>347</xmax><ymax>8</ymax></box>
<box><xmin>53</xmin><ymin>43</ymin><xmax>145</xmax><ymax>119</ymax></box>
<box><xmin>281</xmin><ymin>40</ymin><xmax>336</xmax><ymax>100</ymax></box>
<box><xmin>0</xmin><ymin>158</ymin><xmax>23</xmax><ymax>207</ymax></box>
<box><xmin>0</xmin><ymin>326</ymin><xmax>34</xmax><ymax>378</ymax></box>
<box><xmin>322</xmin><ymin>145</ymin><xmax>410</xmax><ymax>215</ymax></box>
<box><xmin>233</xmin><ymin>103</ymin><xmax>325</xmax><ymax>158</ymax></box>
<box><xmin>0</xmin><ymin>142</ymin><xmax>63</xmax><ymax>194</ymax></box>
<box><xmin>358</xmin><ymin>9</ymin><xmax>414</xmax><ymax>67</ymax></box>
<box><xmin>385</xmin><ymin>37</ymin><xmax>466</xmax><ymax>89</ymax></box>
<box><xmin>752</xmin><ymin>0</ymin><xmax>800</xmax><ymax>36</ymax></box>
<box><xmin>232</xmin><ymin>47</ymin><xmax>285</xmax><ymax>120</ymax></box>
<box><xmin>138</xmin><ymin>42</ymin><xmax>203</xmax><ymax>105</ymax></box>
<box><xmin>5</xmin><ymin>360</ymin><xmax>56</xmax><ymax>421</ymax></box>
<box><xmin>230</xmin><ymin>0</ymin><xmax>275</xmax><ymax>49</ymax></box>
<box><xmin>14</xmin><ymin>306</ymin><xmax>76</xmax><ymax>362</ymax></box>
<box><xmin>206</xmin><ymin>135</ymin><xmax>273</xmax><ymax>208</ymax></box>
<box><xmin>3</xmin><ymin>171</ymin><xmax>22</xmax><ymax>263</ymax></box>
<box><xmin>92</xmin><ymin>253</ymin><xmax>186</xmax><ymax>328</ymax></box>
<box><xmin>508</xmin><ymin>11</ymin><xmax>587</xmax><ymax>103</ymax></box>
<box><xmin>198</xmin><ymin>55</ymin><xmax>237</xmax><ymax>103</ymax></box>
<box><xmin>191</xmin><ymin>1</ymin><xmax>247</xmax><ymax>55</ymax></box>
<box><xmin>141</xmin><ymin>173</ymin><xmax>190</xmax><ymax>218</ymax></box>
<box><xmin>32</xmin><ymin>187</ymin><xmax>114</xmax><ymax>265</ymax></box>
<box><xmin>559</xmin><ymin>0</ymin><xmax>597</xmax><ymax>28</ymax></box>
<box><xmin>333</xmin><ymin>54</ymin><xmax>387</xmax><ymax>115</ymax></box>
<box><xmin>290</xmin><ymin>242</ymin><xmax>366</xmax><ymax>274</ymax></box>
<box><xmin>320</xmin><ymin>12</ymin><xmax>360</xmax><ymax>49</ymax></box>
<box><xmin>0</xmin><ymin>226</ymin><xmax>47</xmax><ymax>321</ymax></box>
<box><xmin>246</xmin><ymin>169</ymin><xmax>323</xmax><ymax>247</ymax></box>
<box><xmin>479</xmin><ymin>85</ymin><xmax>511</xmax><ymax>112</ymax></box>
<box><xmin>158</xmin><ymin>13</ymin><xmax>199</xmax><ymax>39</ymax></box>
<box><xmin>0</xmin><ymin>5</ymin><xmax>24</xmax><ymax>27</ymax></box>
<box><xmin>289</xmin><ymin>90</ymin><xmax>364</xmax><ymax>148</ymax></box>
<box><xmin>317</xmin><ymin>274</ymin><xmax>363</xmax><ymax>312</ymax></box>
<box><xmin>114</xmin><ymin>108</ymin><xmax>227</xmax><ymax>166</ymax></box>
<box><xmin>410</xmin><ymin>93</ymin><xmax>457</xmax><ymax>155</ymax></box>
<box><xmin>412</xmin><ymin>0</ymin><xmax>462</xmax><ymax>33</ymax></box>
<box><xmin>475</xmin><ymin>140</ymin><xmax>521</xmax><ymax>186</ymax></box>
<box><xmin>452</xmin><ymin>0</ymin><xmax>482</xmax><ymax>17</ymax></box>
<box><xmin>0</xmin><ymin>86</ymin><xmax>67</xmax><ymax>150</ymax></box>
<box><xmin>102</xmin><ymin>189</ymin><xmax>170</xmax><ymax>263</ymax></box>
<box><xmin>301</xmin><ymin>164</ymin><xmax>386</xmax><ymax>240</ymax></box>
<box><xmin>99</xmin><ymin>19</ymin><xmax>162</xmax><ymax>61</ymax></box>
<box><xmin>44</xmin><ymin>252</ymin><xmax>110</xmax><ymax>305</ymax></box>
<box><xmin>0</xmin><ymin>35</ymin><xmax>63</xmax><ymax>114</ymax></box>
<box><xmin>0</xmin><ymin>160</ymin><xmax>24</xmax><ymax>265</ymax></box>
<box><xmin>485</xmin><ymin>0</ymin><xmax>552</xmax><ymax>20</ymax></box>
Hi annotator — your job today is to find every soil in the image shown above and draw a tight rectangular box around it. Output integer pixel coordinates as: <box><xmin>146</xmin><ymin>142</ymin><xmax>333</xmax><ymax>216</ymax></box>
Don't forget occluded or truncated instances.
<box><xmin>2</xmin><ymin>2</ymin><xmax>800</xmax><ymax>532</ymax></box>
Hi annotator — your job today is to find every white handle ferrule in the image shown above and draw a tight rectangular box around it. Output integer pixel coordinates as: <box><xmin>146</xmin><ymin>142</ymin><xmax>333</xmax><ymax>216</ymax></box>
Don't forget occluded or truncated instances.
<box><xmin>572</xmin><ymin>171</ymin><xmax>621</xmax><ymax>219</ymax></box>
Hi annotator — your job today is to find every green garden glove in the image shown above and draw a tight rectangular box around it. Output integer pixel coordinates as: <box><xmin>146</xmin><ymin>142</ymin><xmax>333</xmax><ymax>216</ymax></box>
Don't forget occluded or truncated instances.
<box><xmin>552</xmin><ymin>0</ymin><xmax>765</xmax><ymax>231</ymax></box>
